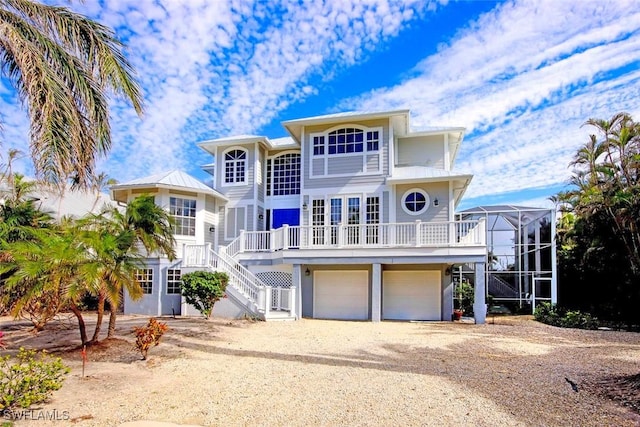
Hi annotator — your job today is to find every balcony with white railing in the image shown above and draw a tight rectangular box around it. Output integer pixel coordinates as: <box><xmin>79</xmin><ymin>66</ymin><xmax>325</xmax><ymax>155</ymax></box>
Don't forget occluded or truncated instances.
<box><xmin>235</xmin><ymin>219</ymin><xmax>485</xmax><ymax>253</ymax></box>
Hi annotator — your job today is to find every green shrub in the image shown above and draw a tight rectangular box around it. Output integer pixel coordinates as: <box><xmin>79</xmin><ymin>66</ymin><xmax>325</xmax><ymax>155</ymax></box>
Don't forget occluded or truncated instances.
<box><xmin>534</xmin><ymin>302</ymin><xmax>599</xmax><ymax>330</ymax></box>
<box><xmin>0</xmin><ymin>348</ymin><xmax>69</xmax><ymax>410</ymax></box>
<box><xmin>561</xmin><ymin>310</ymin><xmax>599</xmax><ymax>330</ymax></box>
<box><xmin>534</xmin><ymin>302</ymin><xmax>562</xmax><ymax>325</ymax></box>
<box><xmin>133</xmin><ymin>318</ymin><xmax>168</xmax><ymax>360</ymax></box>
<box><xmin>179</xmin><ymin>271</ymin><xmax>229</xmax><ymax>319</ymax></box>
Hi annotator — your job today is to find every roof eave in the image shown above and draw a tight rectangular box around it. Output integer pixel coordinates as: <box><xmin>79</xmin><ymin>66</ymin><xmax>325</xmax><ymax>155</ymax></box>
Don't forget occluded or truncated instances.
<box><xmin>109</xmin><ymin>183</ymin><xmax>228</xmax><ymax>202</ymax></box>
<box><xmin>198</xmin><ymin>136</ymin><xmax>267</xmax><ymax>154</ymax></box>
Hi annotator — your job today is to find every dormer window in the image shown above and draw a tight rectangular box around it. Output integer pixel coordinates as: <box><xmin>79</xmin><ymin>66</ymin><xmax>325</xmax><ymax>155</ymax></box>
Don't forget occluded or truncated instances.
<box><xmin>224</xmin><ymin>149</ymin><xmax>247</xmax><ymax>184</ymax></box>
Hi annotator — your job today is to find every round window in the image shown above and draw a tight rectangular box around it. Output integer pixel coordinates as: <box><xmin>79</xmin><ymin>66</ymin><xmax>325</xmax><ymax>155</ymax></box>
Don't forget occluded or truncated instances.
<box><xmin>402</xmin><ymin>189</ymin><xmax>430</xmax><ymax>215</ymax></box>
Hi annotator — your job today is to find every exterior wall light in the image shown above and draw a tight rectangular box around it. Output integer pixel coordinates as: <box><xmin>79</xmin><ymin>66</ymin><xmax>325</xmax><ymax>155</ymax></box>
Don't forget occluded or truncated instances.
<box><xmin>305</xmin><ymin>268</ymin><xmax>311</xmax><ymax>276</ymax></box>
<box><xmin>433</xmin><ymin>198</ymin><xmax>439</xmax><ymax>207</ymax></box>
<box><xmin>209</xmin><ymin>226</ymin><xmax>215</xmax><ymax>233</ymax></box>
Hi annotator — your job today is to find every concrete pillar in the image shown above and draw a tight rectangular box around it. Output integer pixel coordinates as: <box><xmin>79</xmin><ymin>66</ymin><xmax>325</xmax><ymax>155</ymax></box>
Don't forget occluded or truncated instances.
<box><xmin>293</xmin><ymin>264</ymin><xmax>302</xmax><ymax>319</ymax></box>
<box><xmin>372</xmin><ymin>264</ymin><xmax>382</xmax><ymax>322</ymax></box>
<box><xmin>442</xmin><ymin>266</ymin><xmax>454</xmax><ymax>321</ymax></box>
<box><xmin>473</xmin><ymin>262</ymin><xmax>486</xmax><ymax>324</ymax></box>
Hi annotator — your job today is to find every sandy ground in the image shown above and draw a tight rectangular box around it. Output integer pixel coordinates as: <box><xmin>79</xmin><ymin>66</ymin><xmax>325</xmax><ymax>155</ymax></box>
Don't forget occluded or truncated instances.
<box><xmin>1</xmin><ymin>314</ymin><xmax>640</xmax><ymax>427</ymax></box>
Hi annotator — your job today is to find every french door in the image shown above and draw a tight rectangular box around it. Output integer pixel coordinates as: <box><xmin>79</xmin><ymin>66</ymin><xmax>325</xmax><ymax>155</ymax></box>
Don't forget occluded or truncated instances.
<box><xmin>310</xmin><ymin>195</ymin><xmax>379</xmax><ymax>246</ymax></box>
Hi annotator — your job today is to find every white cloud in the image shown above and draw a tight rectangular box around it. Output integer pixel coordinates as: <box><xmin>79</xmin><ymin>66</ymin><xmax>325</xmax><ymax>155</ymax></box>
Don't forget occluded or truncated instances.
<box><xmin>346</xmin><ymin>0</ymin><xmax>640</xmax><ymax>202</ymax></box>
<box><xmin>79</xmin><ymin>0</ymin><xmax>442</xmax><ymax>182</ymax></box>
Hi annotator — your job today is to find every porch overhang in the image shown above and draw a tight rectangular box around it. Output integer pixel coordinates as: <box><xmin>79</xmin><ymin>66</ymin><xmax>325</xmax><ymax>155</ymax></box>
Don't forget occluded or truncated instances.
<box><xmin>235</xmin><ymin>246</ymin><xmax>486</xmax><ymax>266</ymax></box>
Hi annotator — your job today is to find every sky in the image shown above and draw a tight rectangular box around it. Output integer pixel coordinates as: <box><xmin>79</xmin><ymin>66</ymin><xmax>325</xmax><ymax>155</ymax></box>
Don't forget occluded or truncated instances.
<box><xmin>1</xmin><ymin>0</ymin><xmax>639</xmax><ymax>211</ymax></box>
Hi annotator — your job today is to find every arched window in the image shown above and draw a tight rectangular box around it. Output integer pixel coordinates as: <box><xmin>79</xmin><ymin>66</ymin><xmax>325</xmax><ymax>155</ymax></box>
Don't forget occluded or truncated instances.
<box><xmin>267</xmin><ymin>153</ymin><xmax>300</xmax><ymax>196</ymax></box>
<box><xmin>224</xmin><ymin>149</ymin><xmax>247</xmax><ymax>184</ymax></box>
<box><xmin>402</xmin><ymin>189</ymin><xmax>430</xmax><ymax>215</ymax></box>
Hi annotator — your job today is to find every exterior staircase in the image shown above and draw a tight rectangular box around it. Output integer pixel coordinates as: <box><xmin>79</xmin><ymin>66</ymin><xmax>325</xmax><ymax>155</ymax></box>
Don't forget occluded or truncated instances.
<box><xmin>487</xmin><ymin>274</ymin><xmax>519</xmax><ymax>298</ymax></box>
<box><xmin>182</xmin><ymin>243</ymin><xmax>296</xmax><ymax>321</ymax></box>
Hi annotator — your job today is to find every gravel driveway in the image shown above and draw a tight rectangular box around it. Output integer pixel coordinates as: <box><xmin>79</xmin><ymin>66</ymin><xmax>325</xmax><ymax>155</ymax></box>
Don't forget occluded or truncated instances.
<box><xmin>4</xmin><ymin>315</ymin><xmax>640</xmax><ymax>426</ymax></box>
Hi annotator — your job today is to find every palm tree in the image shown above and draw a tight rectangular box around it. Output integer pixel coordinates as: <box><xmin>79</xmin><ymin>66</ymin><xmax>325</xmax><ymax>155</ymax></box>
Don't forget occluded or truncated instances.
<box><xmin>0</xmin><ymin>0</ymin><xmax>143</xmax><ymax>189</ymax></box>
<box><xmin>105</xmin><ymin>195</ymin><xmax>176</xmax><ymax>338</ymax></box>
<box><xmin>1</xmin><ymin>225</ymin><xmax>101</xmax><ymax>343</ymax></box>
<box><xmin>72</xmin><ymin>219</ymin><xmax>144</xmax><ymax>342</ymax></box>
<box><xmin>77</xmin><ymin>194</ymin><xmax>176</xmax><ymax>340</ymax></box>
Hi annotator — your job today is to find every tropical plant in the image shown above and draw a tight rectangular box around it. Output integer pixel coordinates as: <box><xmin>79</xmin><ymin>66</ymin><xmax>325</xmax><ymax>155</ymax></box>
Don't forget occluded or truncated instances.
<box><xmin>133</xmin><ymin>318</ymin><xmax>168</xmax><ymax>360</ymax></box>
<box><xmin>0</xmin><ymin>348</ymin><xmax>69</xmax><ymax>410</ymax></box>
<box><xmin>0</xmin><ymin>0</ymin><xmax>143</xmax><ymax>189</ymax></box>
<box><xmin>105</xmin><ymin>195</ymin><xmax>175</xmax><ymax>338</ymax></box>
<box><xmin>0</xmin><ymin>225</ymin><xmax>101</xmax><ymax>344</ymax></box>
<box><xmin>74</xmin><ymin>194</ymin><xmax>176</xmax><ymax>341</ymax></box>
<box><xmin>179</xmin><ymin>271</ymin><xmax>228</xmax><ymax>319</ymax></box>
<box><xmin>555</xmin><ymin>112</ymin><xmax>640</xmax><ymax>326</ymax></box>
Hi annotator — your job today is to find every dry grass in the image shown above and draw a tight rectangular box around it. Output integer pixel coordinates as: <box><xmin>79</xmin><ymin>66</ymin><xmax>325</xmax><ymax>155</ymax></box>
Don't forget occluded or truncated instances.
<box><xmin>1</xmin><ymin>314</ymin><xmax>639</xmax><ymax>427</ymax></box>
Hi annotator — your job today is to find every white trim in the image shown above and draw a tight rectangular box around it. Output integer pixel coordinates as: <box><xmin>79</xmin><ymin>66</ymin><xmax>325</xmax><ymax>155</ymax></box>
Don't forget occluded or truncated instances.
<box><xmin>220</xmin><ymin>146</ymin><xmax>249</xmax><ymax>187</ymax></box>
<box><xmin>301</xmin><ymin>127</ymin><xmax>306</xmax><ymax>191</ymax></box>
<box><xmin>444</xmin><ymin>133</ymin><xmax>450</xmax><ymax>172</ymax></box>
<box><xmin>401</xmin><ymin>188</ymin><xmax>431</xmax><ymax>216</ymax></box>
<box><xmin>253</xmin><ymin>143</ymin><xmax>259</xmax><ymax>232</ymax></box>
<box><xmin>224</xmin><ymin>205</ymin><xmax>248</xmax><ymax>241</ymax></box>
<box><xmin>389</xmin><ymin>117</ymin><xmax>395</xmax><ymax>178</ymax></box>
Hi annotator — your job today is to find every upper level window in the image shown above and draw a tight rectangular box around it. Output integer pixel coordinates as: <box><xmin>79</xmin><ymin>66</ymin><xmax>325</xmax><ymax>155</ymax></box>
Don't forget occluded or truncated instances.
<box><xmin>313</xmin><ymin>127</ymin><xmax>380</xmax><ymax>156</ymax></box>
<box><xmin>313</xmin><ymin>136</ymin><xmax>325</xmax><ymax>155</ymax></box>
<box><xmin>267</xmin><ymin>153</ymin><xmax>301</xmax><ymax>196</ymax></box>
<box><xmin>402</xmin><ymin>189</ymin><xmax>430</xmax><ymax>215</ymax></box>
<box><xmin>328</xmin><ymin>128</ymin><xmax>363</xmax><ymax>154</ymax></box>
<box><xmin>224</xmin><ymin>149</ymin><xmax>246</xmax><ymax>184</ymax></box>
<box><xmin>170</xmin><ymin>197</ymin><xmax>196</xmax><ymax>236</ymax></box>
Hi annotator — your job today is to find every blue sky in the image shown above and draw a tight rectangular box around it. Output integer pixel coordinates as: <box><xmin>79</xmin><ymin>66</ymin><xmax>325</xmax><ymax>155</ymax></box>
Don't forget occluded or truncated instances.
<box><xmin>1</xmin><ymin>0</ymin><xmax>639</xmax><ymax>210</ymax></box>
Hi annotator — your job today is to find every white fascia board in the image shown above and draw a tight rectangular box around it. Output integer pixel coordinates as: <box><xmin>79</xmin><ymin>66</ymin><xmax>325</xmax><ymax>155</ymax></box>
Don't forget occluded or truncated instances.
<box><xmin>111</xmin><ymin>183</ymin><xmax>229</xmax><ymax>202</ymax></box>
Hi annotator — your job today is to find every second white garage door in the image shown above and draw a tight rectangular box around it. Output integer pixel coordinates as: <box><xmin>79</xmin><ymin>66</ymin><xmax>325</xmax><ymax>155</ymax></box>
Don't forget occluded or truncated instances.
<box><xmin>314</xmin><ymin>270</ymin><xmax>368</xmax><ymax>320</ymax></box>
<box><xmin>383</xmin><ymin>271</ymin><xmax>441</xmax><ymax>320</ymax></box>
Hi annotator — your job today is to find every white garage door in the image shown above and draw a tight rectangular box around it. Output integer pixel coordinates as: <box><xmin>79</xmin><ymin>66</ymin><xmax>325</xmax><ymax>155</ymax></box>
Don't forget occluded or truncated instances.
<box><xmin>314</xmin><ymin>270</ymin><xmax>369</xmax><ymax>320</ymax></box>
<box><xmin>383</xmin><ymin>271</ymin><xmax>441</xmax><ymax>320</ymax></box>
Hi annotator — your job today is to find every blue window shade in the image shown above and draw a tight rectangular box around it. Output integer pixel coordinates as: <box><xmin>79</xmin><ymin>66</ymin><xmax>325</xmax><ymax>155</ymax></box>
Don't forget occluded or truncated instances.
<box><xmin>272</xmin><ymin>209</ymin><xmax>300</xmax><ymax>228</ymax></box>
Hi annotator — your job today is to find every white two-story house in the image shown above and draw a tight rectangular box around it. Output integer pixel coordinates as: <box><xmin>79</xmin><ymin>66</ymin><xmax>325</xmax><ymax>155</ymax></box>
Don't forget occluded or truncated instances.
<box><xmin>111</xmin><ymin>109</ymin><xmax>488</xmax><ymax>323</ymax></box>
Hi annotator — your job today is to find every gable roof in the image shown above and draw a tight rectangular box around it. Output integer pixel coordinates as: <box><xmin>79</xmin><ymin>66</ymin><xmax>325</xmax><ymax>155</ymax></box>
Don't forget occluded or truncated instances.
<box><xmin>110</xmin><ymin>170</ymin><xmax>227</xmax><ymax>202</ymax></box>
<box><xmin>282</xmin><ymin>109</ymin><xmax>410</xmax><ymax>143</ymax></box>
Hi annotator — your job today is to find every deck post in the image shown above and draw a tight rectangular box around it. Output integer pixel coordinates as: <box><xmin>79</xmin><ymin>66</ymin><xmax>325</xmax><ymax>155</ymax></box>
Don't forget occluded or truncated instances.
<box><xmin>415</xmin><ymin>220</ymin><xmax>421</xmax><ymax>246</ymax></box>
<box><xmin>239</xmin><ymin>229</ymin><xmax>246</xmax><ymax>253</ymax></box>
<box><xmin>283</xmin><ymin>225</ymin><xmax>289</xmax><ymax>250</ymax></box>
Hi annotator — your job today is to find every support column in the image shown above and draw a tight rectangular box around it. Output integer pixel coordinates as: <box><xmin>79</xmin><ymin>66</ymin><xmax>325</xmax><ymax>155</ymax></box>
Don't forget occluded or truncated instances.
<box><xmin>372</xmin><ymin>264</ymin><xmax>382</xmax><ymax>322</ymax></box>
<box><xmin>550</xmin><ymin>211</ymin><xmax>558</xmax><ymax>304</ymax></box>
<box><xmin>473</xmin><ymin>262</ymin><xmax>486</xmax><ymax>324</ymax></box>
<box><xmin>293</xmin><ymin>264</ymin><xmax>302</xmax><ymax>319</ymax></box>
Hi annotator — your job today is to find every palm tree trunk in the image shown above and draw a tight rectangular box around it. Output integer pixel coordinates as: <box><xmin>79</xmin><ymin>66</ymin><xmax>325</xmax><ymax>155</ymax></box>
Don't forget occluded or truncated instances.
<box><xmin>107</xmin><ymin>308</ymin><xmax>117</xmax><ymax>338</ymax></box>
<box><xmin>69</xmin><ymin>303</ymin><xmax>88</xmax><ymax>345</ymax></box>
<box><xmin>91</xmin><ymin>291</ymin><xmax>105</xmax><ymax>342</ymax></box>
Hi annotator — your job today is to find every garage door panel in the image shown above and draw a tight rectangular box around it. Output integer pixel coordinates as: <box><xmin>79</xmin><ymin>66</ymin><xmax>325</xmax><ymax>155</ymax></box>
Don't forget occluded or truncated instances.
<box><xmin>314</xmin><ymin>271</ymin><xmax>368</xmax><ymax>320</ymax></box>
<box><xmin>383</xmin><ymin>271</ymin><xmax>441</xmax><ymax>321</ymax></box>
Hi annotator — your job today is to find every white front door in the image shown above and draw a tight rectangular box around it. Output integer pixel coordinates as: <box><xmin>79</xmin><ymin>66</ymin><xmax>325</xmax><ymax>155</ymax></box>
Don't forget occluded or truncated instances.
<box><xmin>313</xmin><ymin>270</ymin><xmax>369</xmax><ymax>320</ymax></box>
<box><xmin>383</xmin><ymin>271</ymin><xmax>441</xmax><ymax>320</ymax></box>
